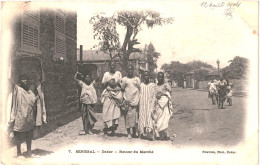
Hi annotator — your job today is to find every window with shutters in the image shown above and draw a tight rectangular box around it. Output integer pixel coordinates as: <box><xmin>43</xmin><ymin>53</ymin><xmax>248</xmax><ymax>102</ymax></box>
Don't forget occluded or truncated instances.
<box><xmin>21</xmin><ymin>10</ymin><xmax>40</xmax><ymax>54</ymax></box>
<box><xmin>54</xmin><ymin>11</ymin><xmax>66</xmax><ymax>59</ymax></box>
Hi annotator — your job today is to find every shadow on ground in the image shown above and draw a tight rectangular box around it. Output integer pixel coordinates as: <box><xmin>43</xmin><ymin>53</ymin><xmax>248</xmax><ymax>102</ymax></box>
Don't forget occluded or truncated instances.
<box><xmin>31</xmin><ymin>149</ymin><xmax>54</xmax><ymax>156</ymax></box>
<box><xmin>40</xmin><ymin>111</ymin><xmax>81</xmax><ymax>138</ymax></box>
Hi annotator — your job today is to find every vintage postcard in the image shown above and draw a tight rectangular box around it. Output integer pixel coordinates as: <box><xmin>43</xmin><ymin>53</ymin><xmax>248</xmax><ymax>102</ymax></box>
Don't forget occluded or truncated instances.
<box><xmin>1</xmin><ymin>0</ymin><xmax>258</xmax><ymax>164</ymax></box>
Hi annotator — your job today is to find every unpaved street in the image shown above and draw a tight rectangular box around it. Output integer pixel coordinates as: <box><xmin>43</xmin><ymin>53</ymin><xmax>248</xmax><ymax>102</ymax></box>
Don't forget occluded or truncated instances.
<box><xmin>3</xmin><ymin>87</ymin><xmax>247</xmax><ymax>164</ymax></box>
<box><xmin>170</xmin><ymin>88</ymin><xmax>246</xmax><ymax>147</ymax></box>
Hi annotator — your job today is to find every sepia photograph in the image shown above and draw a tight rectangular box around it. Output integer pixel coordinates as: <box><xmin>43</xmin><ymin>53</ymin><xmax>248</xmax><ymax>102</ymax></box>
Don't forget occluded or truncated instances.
<box><xmin>1</xmin><ymin>0</ymin><xmax>258</xmax><ymax>164</ymax></box>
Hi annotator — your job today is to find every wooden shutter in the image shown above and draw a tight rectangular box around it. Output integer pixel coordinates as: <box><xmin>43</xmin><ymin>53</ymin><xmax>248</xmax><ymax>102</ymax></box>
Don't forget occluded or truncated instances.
<box><xmin>33</xmin><ymin>28</ymin><xmax>39</xmax><ymax>48</ymax></box>
<box><xmin>54</xmin><ymin>11</ymin><xmax>66</xmax><ymax>59</ymax></box>
<box><xmin>22</xmin><ymin>24</ymin><xmax>29</xmax><ymax>45</ymax></box>
<box><xmin>56</xmin><ymin>34</ymin><xmax>66</xmax><ymax>55</ymax></box>
<box><xmin>24</xmin><ymin>10</ymin><xmax>39</xmax><ymax>22</ymax></box>
<box><xmin>56</xmin><ymin>15</ymin><xmax>65</xmax><ymax>34</ymax></box>
<box><xmin>21</xmin><ymin>9</ymin><xmax>40</xmax><ymax>53</ymax></box>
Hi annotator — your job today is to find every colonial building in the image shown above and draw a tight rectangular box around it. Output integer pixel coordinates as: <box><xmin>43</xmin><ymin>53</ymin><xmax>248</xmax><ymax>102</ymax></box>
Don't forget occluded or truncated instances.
<box><xmin>10</xmin><ymin>8</ymin><xmax>78</xmax><ymax>120</ymax></box>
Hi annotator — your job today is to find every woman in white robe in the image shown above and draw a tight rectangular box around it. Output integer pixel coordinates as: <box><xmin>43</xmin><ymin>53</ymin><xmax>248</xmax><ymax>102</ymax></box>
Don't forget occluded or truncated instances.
<box><xmin>153</xmin><ymin>72</ymin><xmax>173</xmax><ymax>140</ymax></box>
<box><xmin>101</xmin><ymin>61</ymin><xmax>123</xmax><ymax>137</ymax></box>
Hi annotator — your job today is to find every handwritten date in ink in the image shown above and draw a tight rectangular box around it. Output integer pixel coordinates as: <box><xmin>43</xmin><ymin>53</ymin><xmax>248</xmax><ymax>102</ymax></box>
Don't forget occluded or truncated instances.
<box><xmin>200</xmin><ymin>1</ymin><xmax>241</xmax><ymax>20</ymax></box>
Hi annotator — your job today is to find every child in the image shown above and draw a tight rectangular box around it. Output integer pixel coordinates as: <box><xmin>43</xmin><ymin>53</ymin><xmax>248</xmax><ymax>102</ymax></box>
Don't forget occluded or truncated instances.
<box><xmin>74</xmin><ymin>72</ymin><xmax>97</xmax><ymax>135</ymax></box>
<box><xmin>105</xmin><ymin>78</ymin><xmax>123</xmax><ymax>110</ymax></box>
<box><xmin>226</xmin><ymin>83</ymin><xmax>233</xmax><ymax>106</ymax></box>
<box><xmin>107</xmin><ymin>78</ymin><xmax>121</xmax><ymax>93</ymax></box>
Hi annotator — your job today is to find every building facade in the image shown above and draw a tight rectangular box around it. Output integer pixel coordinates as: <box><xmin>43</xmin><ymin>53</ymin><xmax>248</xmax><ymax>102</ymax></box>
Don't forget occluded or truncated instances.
<box><xmin>77</xmin><ymin>50</ymin><xmax>144</xmax><ymax>79</ymax></box>
<box><xmin>10</xmin><ymin>8</ymin><xmax>78</xmax><ymax>120</ymax></box>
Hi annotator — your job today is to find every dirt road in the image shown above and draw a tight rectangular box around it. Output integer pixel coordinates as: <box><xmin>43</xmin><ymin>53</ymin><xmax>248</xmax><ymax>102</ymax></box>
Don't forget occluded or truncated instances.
<box><xmin>3</xmin><ymin>87</ymin><xmax>247</xmax><ymax>164</ymax></box>
<box><xmin>170</xmin><ymin>88</ymin><xmax>246</xmax><ymax>147</ymax></box>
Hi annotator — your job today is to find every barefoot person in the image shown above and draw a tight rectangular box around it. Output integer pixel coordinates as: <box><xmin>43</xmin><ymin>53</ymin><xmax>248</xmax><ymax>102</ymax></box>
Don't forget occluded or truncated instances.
<box><xmin>138</xmin><ymin>71</ymin><xmax>156</xmax><ymax>140</ymax></box>
<box><xmin>153</xmin><ymin>72</ymin><xmax>173</xmax><ymax>140</ymax></box>
<box><xmin>217</xmin><ymin>78</ymin><xmax>227</xmax><ymax>109</ymax></box>
<box><xmin>74</xmin><ymin>72</ymin><xmax>97</xmax><ymax>135</ymax></box>
<box><xmin>101</xmin><ymin>61</ymin><xmax>123</xmax><ymax>137</ymax></box>
<box><xmin>226</xmin><ymin>82</ymin><xmax>233</xmax><ymax>106</ymax></box>
<box><xmin>8</xmin><ymin>74</ymin><xmax>46</xmax><ymax>157</ymax></box>
<box><xmin>121</xmin><ymin>65</ymin><xmax>141</xmax><ymax>138</ymax></box>
<box><xmin>207</xmin><ymin>79</ymin><xmax>218</xmax><ymax>105</ymax></box>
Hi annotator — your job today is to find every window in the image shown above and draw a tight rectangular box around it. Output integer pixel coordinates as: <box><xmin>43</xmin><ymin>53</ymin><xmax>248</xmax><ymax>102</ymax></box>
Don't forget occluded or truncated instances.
<box><xmin>21</xmin><ymin>10</ymin><xmax>40</xmax><ymax>54</ymax></box>
<box><xmin>54</xmin><ymin>11</ymin><xmax>66</xmax><ymax>59</ymax></box>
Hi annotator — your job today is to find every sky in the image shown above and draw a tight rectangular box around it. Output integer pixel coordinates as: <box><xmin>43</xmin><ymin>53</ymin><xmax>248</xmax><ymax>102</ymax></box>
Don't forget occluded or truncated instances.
<box><xmin>74</xmin><ymin>0</ymin><xmax>258</xmax><ymax>70</ymax></box>
<box><xmin>1</xmin><ymin>0</ymin><xmax>258</xmax><ymax>70</ymax></box>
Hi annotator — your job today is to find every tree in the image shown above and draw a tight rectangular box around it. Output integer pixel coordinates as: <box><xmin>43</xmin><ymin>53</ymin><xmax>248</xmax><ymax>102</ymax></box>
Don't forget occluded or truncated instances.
<box><xmin>161</xmin><ymin>60</ymin><xmax>213</xmax><ymax>85</ymax></box>
<box><xmin>186</xmin><ymin>60</ymin><xmax>213</xmax><ymax>70</ymax></box>
<box><xmin>161</xmin><ymin>61</ymin><xmax>190</xmax><ymax>85</ymax></box>
<box><xmin>193</xmin><ymin>69</ymin><xmax>210</xmax><ymax>81</ymax></box>
<box><xmin>221</xmin><ymin>56</ymin><xmax>248</xmax><ymax>79</ymax></box>
<box><xmin>90</xmin><ymin>11</ymin><xmax>173</xmax><ymax>73</ymax></box>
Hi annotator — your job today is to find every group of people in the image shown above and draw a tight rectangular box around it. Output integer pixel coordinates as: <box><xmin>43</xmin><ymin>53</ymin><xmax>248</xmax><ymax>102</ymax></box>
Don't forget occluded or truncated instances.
<box><xmin>75</xmin><ymin>61</ymin><xmax>173</xmax><ymax>141</ymax></box>
<box><xmin>207</xmin><ymin>78</ymin><xmax>233</xmax><ymax>108</ymax></box>
<box><xmin>7</xmin><ymin>60</ymin><xmax>173</xmax><ymax>158</ymax></box>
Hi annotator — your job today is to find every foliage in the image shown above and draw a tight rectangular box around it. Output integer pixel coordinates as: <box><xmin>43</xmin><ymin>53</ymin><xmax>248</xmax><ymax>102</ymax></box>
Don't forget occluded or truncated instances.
<box><xmin>161</xmin><ymin>60</ymin><xmax>213</xmax><ymax>84</ymax></box>
<box><xmin>221</xmin><ymin>56</ymin><xmax>248</xmax><ymax>79</ymax></box>
<box><xmin>193</xmin><ymin>69</ymin><xmax>210</xmax><ymax>81</ymax></box>
<box><xmin>90</xmin><ymin>10</ymin><xmax>173</xmax><ymax>73</ymax></box>
<box><xmin>161</xmin><ymin>61</ymin><xmax>189</xmax><ymax>84</ymax></box>
<box><xmin>186</xmin><ymin>60</ymin><xmax>213</xmax><ymax>70</ymax></box>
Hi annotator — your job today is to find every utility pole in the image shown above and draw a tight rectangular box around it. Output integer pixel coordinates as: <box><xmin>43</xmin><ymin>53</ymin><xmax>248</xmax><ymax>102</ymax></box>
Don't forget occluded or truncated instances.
<box><xmin>80</xmin><ymin>45</ymin><xmax>83</xmax><ymax>65</ymax></box>
<box><xmin>216</xmin><ymin>59</ymin><xmax>220</xmax><ymax>73</ymax></box>
<box><xmin>145</xmin><ymin>45</ymin><xmax>148</xmax><ymax>70</ymax></box>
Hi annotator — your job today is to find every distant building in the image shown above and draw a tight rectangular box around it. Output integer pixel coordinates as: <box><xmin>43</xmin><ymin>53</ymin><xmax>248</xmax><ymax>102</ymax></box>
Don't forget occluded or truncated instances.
<box><xmin>185</xmin><ymin>71</ymin><xmax>195</xmax><ymax>88</ymax></box>
<box><xmin>76</xmin><ymin>50</ymin><xmax>145</xmax><ymax>79</ymax></box>
<box><xmin>9</xmin><ymin>8</ymin><xmax>78</xmax><ymax>120</ymax></box>
<box><xmin>185</xmin><ymin>68</ymin><xmax>220</xmax><ymax>88</ymax></box>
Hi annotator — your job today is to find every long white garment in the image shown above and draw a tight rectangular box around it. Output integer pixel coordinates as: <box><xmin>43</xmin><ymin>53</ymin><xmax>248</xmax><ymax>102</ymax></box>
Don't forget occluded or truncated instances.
<box><xmin>9</xmin><ymin>85</ymin><xmax>37</xmax><ymax>132</ymax></box>
<box><xmin>101</xmin><ymin>71</ymin><xmax>122</xmax><ymax>127</ymax></box>
<box><xmin>102</xmin><ymin>71</ymin><xmax>122</xmax><ymax>84</ymax></box>
<box><xmin>208</xmin><ymin>82</ymin><xmax>217</xmax><ymax>94</ymax></box>
<box><xmin>138</xmin><ymin>83</ymin><xmax>156</xmax><ymax>134</ymax></box>
<box><xmin>121</xmin><ymin>77</ymin><xmax>141</xmax><ymax>106</ymax></box>
<box><xmin>121</xmin><ymin>77</ymin><xmax>141</xmax><ymax>128</ymax></box>
<box><xmin>155</xmin><ymin>93</ymin><xmax>173</xmax><ymax>132</ymax></box>
<box><xmin>154</xmin><ymin>83</ymin><xmax>173</xmax><ymax>132</ymax></box>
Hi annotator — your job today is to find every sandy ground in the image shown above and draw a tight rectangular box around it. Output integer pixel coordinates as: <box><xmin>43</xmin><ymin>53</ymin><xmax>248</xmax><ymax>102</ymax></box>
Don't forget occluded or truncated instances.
<box><xmin>2</xmin><ymin>87</ymin><xmax>247</xmax><ymax>164</ymax></box>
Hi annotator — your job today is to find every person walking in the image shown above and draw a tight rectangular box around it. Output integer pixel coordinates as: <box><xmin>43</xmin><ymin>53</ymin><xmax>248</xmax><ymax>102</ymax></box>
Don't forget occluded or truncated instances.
<box><xmin>207</xmin><ymin>79</ymin><xmax>218</xmax><ymax>105</ymax></box>
<box><xmin>217</xmin><ymin>78</ymin><xmax>228</xmax><ymax>109</ymax></box>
